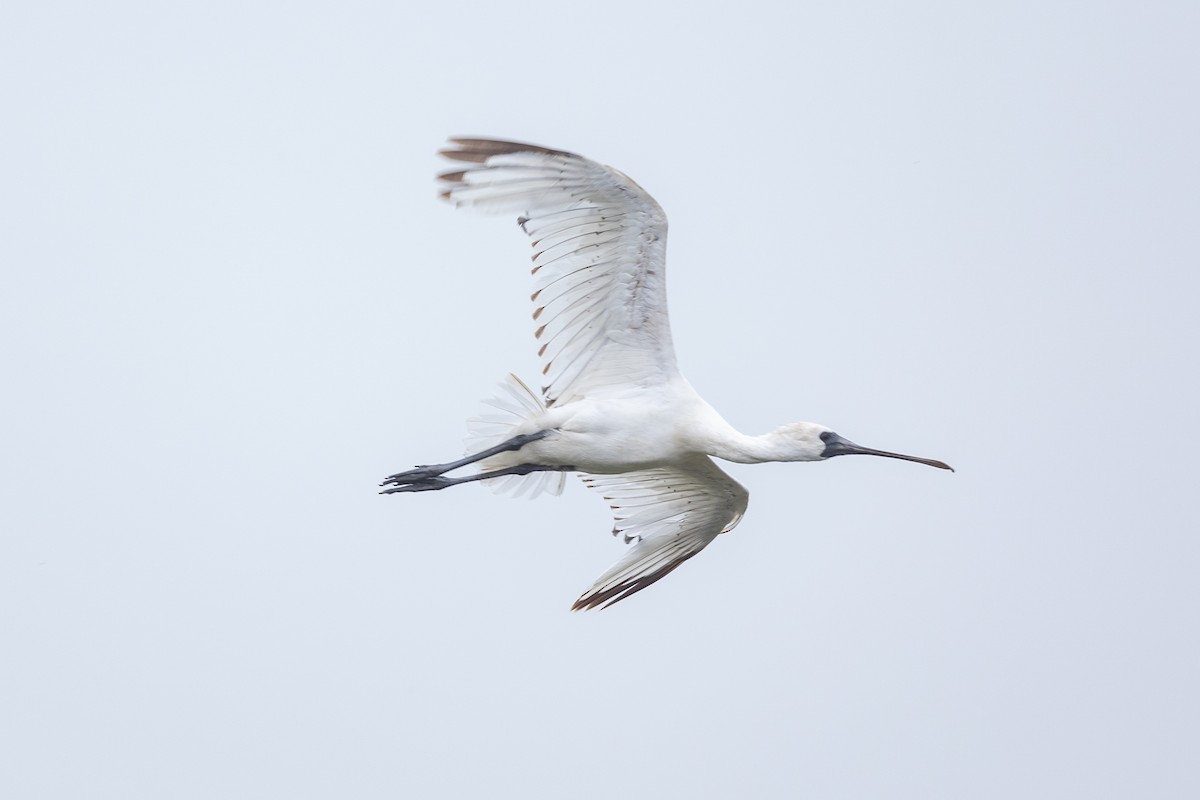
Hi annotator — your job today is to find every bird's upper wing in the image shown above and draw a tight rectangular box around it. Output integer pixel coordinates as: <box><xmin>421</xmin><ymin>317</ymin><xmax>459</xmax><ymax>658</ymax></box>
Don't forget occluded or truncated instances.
<box><xmin>439</xmin><ymin>138</ymin><xmax>677</xmax><ymax>406</ymax></box>
<box><xmin>573</xmin><ymin>456</ymin><xmax>749</xmax><ymax>610</ymax></box>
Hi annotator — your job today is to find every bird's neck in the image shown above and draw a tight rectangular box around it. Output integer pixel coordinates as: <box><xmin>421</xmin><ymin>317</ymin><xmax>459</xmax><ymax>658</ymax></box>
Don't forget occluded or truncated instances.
<box><xmin>707</xmin><ymin>429</ymin><xmax>791</xmax><ymax>464</ymax></box>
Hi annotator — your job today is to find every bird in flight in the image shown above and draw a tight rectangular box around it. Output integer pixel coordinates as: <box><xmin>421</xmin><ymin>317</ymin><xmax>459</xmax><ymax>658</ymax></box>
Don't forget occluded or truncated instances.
<box><xmin>383</xmin><ymin>138</ymin><xmax>953</xmax><ymax>610</ymax></box>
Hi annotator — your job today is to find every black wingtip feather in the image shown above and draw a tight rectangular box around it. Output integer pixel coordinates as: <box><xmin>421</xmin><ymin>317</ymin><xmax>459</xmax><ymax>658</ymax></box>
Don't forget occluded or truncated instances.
<box><xmin>570</xmin><ymin>557</ymin><xmax>695</xmax><ymax>611</ymax></box>
<box><xmin>440</xmin><ymin>137</ymin><xmax>579</xmax><ymax>164</ymax></box>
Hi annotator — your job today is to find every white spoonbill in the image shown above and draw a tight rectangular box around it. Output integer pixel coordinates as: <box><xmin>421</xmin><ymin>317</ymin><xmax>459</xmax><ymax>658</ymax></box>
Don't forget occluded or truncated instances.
<box><xmin>383</xmin><ymin>137</ymin><xmax>953</xmax><ymax>610</ymax></box>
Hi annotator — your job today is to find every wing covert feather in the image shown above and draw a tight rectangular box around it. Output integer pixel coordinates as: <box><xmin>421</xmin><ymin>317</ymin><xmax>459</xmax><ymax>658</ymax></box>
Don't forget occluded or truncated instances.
<box><xmin>439</xmin><ymin>138</ymin><xmax>677</xmax><ymax>406</ymax></box>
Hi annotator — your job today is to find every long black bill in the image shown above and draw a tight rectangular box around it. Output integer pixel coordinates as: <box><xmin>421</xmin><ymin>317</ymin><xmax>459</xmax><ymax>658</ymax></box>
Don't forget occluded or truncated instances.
<box><xmin>820</xmin><ymin>432</ymin><xmax>954</xmax><ymax>472</ymax></box>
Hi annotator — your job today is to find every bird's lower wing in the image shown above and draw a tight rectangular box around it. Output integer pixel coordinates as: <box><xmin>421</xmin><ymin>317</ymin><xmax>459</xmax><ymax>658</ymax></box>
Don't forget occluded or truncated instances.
<box><xmin>439</xmin><ymin>138</ymin><xmax>678</xmax><ymax>406</ymax></box>
<box><xmin>573</xmin><ymin>456</ymin><xmax>749</xmax><ymax>610</ymax></box>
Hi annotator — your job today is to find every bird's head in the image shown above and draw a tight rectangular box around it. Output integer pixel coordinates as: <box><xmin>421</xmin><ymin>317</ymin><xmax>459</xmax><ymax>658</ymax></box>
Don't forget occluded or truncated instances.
<box><xmin>773</xmin><ymin>422</ymin><xmax>953</xmax><ymax>471</ymax></box>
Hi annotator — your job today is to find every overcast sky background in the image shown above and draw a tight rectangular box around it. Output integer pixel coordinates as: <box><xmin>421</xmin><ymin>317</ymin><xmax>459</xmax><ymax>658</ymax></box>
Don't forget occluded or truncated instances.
<box><xmin>2</xmin><ymin>1</ymin><xmax>1198</xmax><ymax>798</ymax></box>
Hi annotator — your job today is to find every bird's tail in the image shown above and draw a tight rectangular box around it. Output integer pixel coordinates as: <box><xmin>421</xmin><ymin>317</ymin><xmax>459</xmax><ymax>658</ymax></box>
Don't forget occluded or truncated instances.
<box><xmin>464</xmin><ymin>374</ymin><xmax>566</xmax><ymax>499</ymax></box>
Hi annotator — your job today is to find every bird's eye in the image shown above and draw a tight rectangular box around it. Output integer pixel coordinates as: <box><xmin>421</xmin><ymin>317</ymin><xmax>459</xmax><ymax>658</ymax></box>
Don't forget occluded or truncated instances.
<box><xmin>819</xmin><ymin>431</ymin><xmax>833</xmax><ymax>442</ymax></box>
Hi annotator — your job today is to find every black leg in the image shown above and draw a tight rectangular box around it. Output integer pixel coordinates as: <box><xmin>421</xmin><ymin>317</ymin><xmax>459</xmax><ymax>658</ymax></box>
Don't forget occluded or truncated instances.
<box><xmin>381</xmin><ymin>430</ymin><xmax>551</xmax><ymax>489</ymax></box>
<box><xmin>380</xmin><ymin>463</ymin><xmax>575</xmax><ymax>494</ymax></box>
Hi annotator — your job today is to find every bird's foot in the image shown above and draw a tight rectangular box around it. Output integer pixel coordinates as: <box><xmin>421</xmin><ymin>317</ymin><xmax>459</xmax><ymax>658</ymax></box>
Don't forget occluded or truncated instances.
<box><xmin>380</xmin><ymin>464</ymin><xmax>457</xmax><ymax>493</ymax></box>
<box><xmin>381</xmin><ymin>464</ymin><xmax>443</xmax><ymax>485</ymax></box>
<box><xmin>380</xmin><ymin>475</ymin><xmax>455</xmax><ymax>493</ymax></box>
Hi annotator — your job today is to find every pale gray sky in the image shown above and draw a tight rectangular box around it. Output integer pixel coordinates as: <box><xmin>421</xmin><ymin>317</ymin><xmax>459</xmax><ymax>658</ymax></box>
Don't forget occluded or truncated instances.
<box><xmin>2</xmin><ymin>1</ymin><xmax>1198</xmax><ymax>798</ymax></box>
